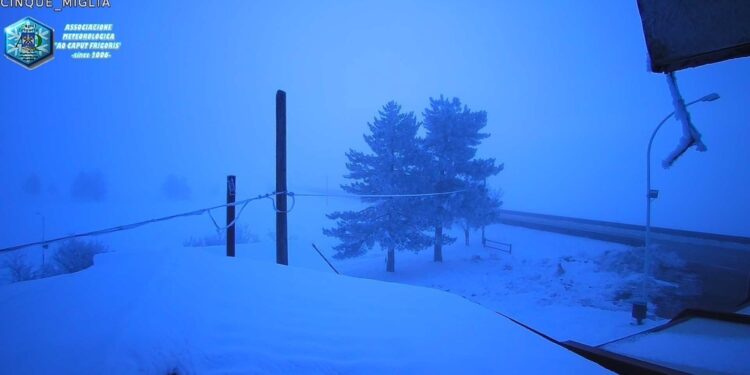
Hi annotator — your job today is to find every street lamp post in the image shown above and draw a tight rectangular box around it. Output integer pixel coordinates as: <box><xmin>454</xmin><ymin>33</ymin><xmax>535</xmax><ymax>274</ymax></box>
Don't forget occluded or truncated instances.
<box><xmin>35</xmin><ymin>212</ymin><xmax>47</xmax><ymax>266</ymax></box>
<box><xmin>634</xmin><ymin>92</ymin><xmax>720</xmax><ymax>324</ymax></box>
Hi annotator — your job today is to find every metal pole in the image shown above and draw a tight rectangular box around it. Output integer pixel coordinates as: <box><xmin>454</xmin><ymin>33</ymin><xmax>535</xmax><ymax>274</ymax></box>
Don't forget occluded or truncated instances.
<box><xmin>41</xmin><ymin>214</ymin><xmax>46</xmax><ymax>266</ymax></box>
<box><xmin>276</xmin><ymin>90</ymin><xmax>289</xmax><ymax>265</ymax></box>
<box><xmin>226</xmin><ymin>175</ymin><xmax>236</xmax><ymax>257</ymax></box>
<box><xmin>639</xmin><ymin>96</ymin><xmax>709</xmax><ymax>322</ymax></box>
<box><xmin>637</xmin><ymin>112</ymin><xmax>673</xmax><ymax>323</ymax></box>
<box><xmin>35</xmin><ymin>212</ymin><xmax>47</xmax><ymax>266</ymax></box>
<box><xmin>312</xmin><ymin>243</ymin><xmax>340</xmax><ymax>274</ymax></box>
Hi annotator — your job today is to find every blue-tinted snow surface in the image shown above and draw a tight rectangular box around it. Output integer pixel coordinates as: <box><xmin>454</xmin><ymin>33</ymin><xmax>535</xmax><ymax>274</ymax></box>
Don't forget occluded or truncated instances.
<box><xmin>0</xmin><ymin>249</ymin><xmax>608</xmax><ymax>374</ymax></box>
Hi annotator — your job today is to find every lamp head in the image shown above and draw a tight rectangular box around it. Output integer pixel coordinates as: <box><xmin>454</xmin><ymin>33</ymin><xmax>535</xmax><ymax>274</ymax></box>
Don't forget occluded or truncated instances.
<box><xmin>701</xmin><ymin>93</ymin><xmax>720</xmax><ymax>102</ymax></box>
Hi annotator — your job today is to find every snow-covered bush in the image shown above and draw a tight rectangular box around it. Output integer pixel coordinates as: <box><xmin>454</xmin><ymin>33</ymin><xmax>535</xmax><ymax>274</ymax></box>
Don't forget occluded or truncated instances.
<box><xmin>54</xmin><ymin>239</ymin><xmax>108</xmax><ymax>274</ymax></box>
<box><xmin>183</xmin><ymin>225</ymin><xmax>259</xmax><ymax>247</ymax></box>
<box><xmin>3</xmin><ymin>253</ymin><xmax>35</xmax><ymax>283</ymax></box>
<box><xmin>2</xmin><ymin>240</ymin><xmax>107</xmax><ymax>283</ymax></box>
<box><xmin>596</xmin><ymin>246</ymin><xmax>701</xmax><ymax>317</ymax></box>
<box><xmin>36</xmin><ymin>261</ymin><xmax>62</xmax><ymax>279</ymax></box>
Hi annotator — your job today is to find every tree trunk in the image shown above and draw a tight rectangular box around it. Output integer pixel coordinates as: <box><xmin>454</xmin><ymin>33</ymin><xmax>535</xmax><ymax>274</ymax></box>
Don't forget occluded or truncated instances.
<box><xmin>434</xmin><ymin>225</ymin><xmax>443</xmax><ymax>262</ymax></box>
<box><xmin>481</xmin><ymin>225</ymin><xmax>486</xmax><ymax>247</ymax></box>
<box><xmin>386</xmin><ymin>246</ymin><xmax>395</xmax><ymax>272</ymax></box>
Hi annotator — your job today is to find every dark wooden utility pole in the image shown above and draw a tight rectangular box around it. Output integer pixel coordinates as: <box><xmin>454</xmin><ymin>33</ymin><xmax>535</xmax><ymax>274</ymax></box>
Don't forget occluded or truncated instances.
<box><xmin>226</xmin><ymin>175</ymin><xmax>236</xmax><ymax>257</ymax></box>
<box><xmin>276</xmin><ymin>90</ymin><xmax>289</xmax><ymax>265</ymax></box>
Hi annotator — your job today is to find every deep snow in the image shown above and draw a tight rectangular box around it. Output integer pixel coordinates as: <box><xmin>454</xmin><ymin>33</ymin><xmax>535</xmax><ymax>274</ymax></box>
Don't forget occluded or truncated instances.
<box><xmin>602</xmin><ymin>317</ymin><xmax>750</xmax><ymax>374</ymax></box>
<box><xmin>326</xmin><ymin>224</ymin><xmax>665</xmax><ymax>345</ymax></box>
<box><xmin>0</xmin><ymin>248</ymin><xmax>609</xmax><ymax>374</ymax></box>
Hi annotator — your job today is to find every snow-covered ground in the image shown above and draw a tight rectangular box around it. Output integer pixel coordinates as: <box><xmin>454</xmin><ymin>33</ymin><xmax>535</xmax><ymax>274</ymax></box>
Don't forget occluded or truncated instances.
<box><xmin>191</xmin><ymin>223</ymin><xmax>665</xmax><ymax>345</ymax></box>
<box><xmin>1</xmin><ymin>219</ymin><xmax>667</xmax><ymax>342</ymax></box>
<box><xmin>326</xmin><ymin>224</ymin><xmax>665</xmax><ymax>345</ymax></box>
<box><xmin>0</xmin><ymin>218</ymin><xmax>677</xmax><ymax>373</ymax></box>
<box><xmin>602</xmin><ymin>317</ymin><xmax>750</xmax><ymax>375</ymax></box>
<box><xmin>0</xmin><ymin>249</ymin><xmax>608</xmax><ymax>374</ymax></box>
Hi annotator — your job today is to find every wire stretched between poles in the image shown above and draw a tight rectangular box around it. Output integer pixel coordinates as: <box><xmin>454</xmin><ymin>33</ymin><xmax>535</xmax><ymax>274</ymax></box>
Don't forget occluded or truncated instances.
<box><xmin>0</xmin><ymin>191</ymin><xmax>278</xmax><ymax>253</ymax></box>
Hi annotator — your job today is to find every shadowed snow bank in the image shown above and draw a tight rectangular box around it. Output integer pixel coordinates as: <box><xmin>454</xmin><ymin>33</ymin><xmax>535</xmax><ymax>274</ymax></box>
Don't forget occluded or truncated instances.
<box><xmin>0</xmin><ymin>249</ymin><xmax>608</xmax><ymax>374</ymax></box>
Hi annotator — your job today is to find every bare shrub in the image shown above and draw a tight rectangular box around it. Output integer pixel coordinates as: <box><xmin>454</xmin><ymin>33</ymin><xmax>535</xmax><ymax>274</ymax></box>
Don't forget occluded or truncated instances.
<box><xmin>598</xmin><ymin>246</ymin><xmax>702</xmax><ymax>317</ymax></box>
<box><xmin>54</xmin><ymin>239</ymin><xmax>108</xmax><ymax>273</ymax></box>
<box><xmin>183</xmin><ymin>225</ymin><xmax>259</xmax><ymax>247</ymax></box>
<box><xmin>3</xmin><ymin>252</ymin><xmax>35</xmax><ymax>282</ymax></box>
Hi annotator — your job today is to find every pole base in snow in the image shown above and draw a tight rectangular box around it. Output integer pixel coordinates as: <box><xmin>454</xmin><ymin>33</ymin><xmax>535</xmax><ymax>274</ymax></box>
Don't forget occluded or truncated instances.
<box><xmin>632</xmin><ymin>302</ymin><xmax>647</xmax><ymax>325</ymax></box>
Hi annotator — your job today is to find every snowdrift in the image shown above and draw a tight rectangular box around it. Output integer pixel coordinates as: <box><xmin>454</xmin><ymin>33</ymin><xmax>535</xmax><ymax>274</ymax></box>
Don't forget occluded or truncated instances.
<box><xmin>0</xmin><ymin>249</ymin><xmax>607</xmax><ymax>374</ymax></box>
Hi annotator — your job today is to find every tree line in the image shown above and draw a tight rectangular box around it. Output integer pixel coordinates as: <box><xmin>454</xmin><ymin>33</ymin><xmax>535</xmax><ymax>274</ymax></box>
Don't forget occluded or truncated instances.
<box><xmin>324</xmin><ymin>96</ymin><xmax>503</xmax><ymax>272</ymax></box>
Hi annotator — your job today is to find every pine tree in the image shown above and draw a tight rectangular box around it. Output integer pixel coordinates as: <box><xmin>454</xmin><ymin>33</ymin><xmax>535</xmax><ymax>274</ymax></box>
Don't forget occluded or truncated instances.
<box><xmin>324</xmin><ymin>101</ymin><xmax>432</xmax><ymax>272</ymax></box>
<box><xmin>422</xmin><ymin>96</ymin><xmax>503</xmax><ymax>260</ymax></box>
<box><xmin>457</xmin><ymin>182</ymin><xmax>503</xmax><ymax>246</ymax></box>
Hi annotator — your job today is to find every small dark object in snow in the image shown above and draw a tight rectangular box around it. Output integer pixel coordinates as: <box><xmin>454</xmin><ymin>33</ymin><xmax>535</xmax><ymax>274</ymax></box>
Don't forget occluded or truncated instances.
<box><xmin>555</xmin><ymin>263</ymin><xmax>566</xmax><ymax>277</ymax></box>
<box><xmin>632</xmin><ymin>302</ymin><xmax>647</xmax><ymax>325</ymax></box>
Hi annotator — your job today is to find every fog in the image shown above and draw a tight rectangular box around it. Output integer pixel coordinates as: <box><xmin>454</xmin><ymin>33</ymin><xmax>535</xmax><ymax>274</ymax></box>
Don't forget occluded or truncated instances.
<box><xmin>2</xmin><ymin>0</ymin><xmax>749</xmax><ymax>254</ymax></box>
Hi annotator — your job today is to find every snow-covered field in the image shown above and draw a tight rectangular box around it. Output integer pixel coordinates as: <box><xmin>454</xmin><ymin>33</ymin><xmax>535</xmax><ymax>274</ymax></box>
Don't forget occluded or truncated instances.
<box><xmin>0</xmin><ymin>248</ymin><xmax>608</xmax><ymax>374</ymax></box>
<box><xmin>189</xmin><ymin>222</ymin><xmax>665</xmax><ymax>345</ymax></box>
<box><xmin>325</xmin><ymin>224</ymin><xmax>664</xmax><ymax>345</ymax></box>
<box><xmin>1</xmin><ymin>219</ymin><xmax>676</xmax><ymax>373</ymax></box>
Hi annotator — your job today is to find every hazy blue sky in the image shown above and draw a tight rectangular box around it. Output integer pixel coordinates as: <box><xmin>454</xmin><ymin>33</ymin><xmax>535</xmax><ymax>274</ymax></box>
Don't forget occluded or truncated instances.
<box><xmin>1</xmin><ymin>1</ymin><xmax>749</xmax><ymax>252</ymax></box>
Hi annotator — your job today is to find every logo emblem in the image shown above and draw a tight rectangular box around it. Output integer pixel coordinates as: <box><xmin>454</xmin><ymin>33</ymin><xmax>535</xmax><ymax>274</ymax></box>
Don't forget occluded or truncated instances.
<box><xmin>4</xmin><ymin>17</ymin><xmax>54</xmax><ymax>70</ymax></box>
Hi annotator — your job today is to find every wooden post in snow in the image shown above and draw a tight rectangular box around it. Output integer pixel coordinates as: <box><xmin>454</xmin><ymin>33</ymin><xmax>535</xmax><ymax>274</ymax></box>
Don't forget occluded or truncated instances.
<box><xmin>276</xmin><ymin>90</ymin><xmax>289</xmax><ymax>265</ymax></box>
<box><xmin>226</xmin><ymin>175</ymin><xmax>236</xmax><ymax>257</ymax></box>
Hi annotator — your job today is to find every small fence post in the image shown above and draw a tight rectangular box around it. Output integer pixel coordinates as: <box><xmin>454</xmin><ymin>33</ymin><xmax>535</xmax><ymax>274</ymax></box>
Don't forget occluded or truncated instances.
<box><xmin>227</xmin><ymin>175</ymin><xmax>236</xmax><ymax>257</ymax></box>
<box><xmin>482</xmin><ymin>225</ymin><xmax>486</xmax><ymax>247</ymax></box>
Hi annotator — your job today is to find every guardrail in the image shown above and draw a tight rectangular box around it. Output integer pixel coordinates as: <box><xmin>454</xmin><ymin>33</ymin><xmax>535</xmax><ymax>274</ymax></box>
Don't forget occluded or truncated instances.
<box><xmin>497</xmin><ymin>209</ymin><xmax>750</xmax><ymax>248</ymax></box>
